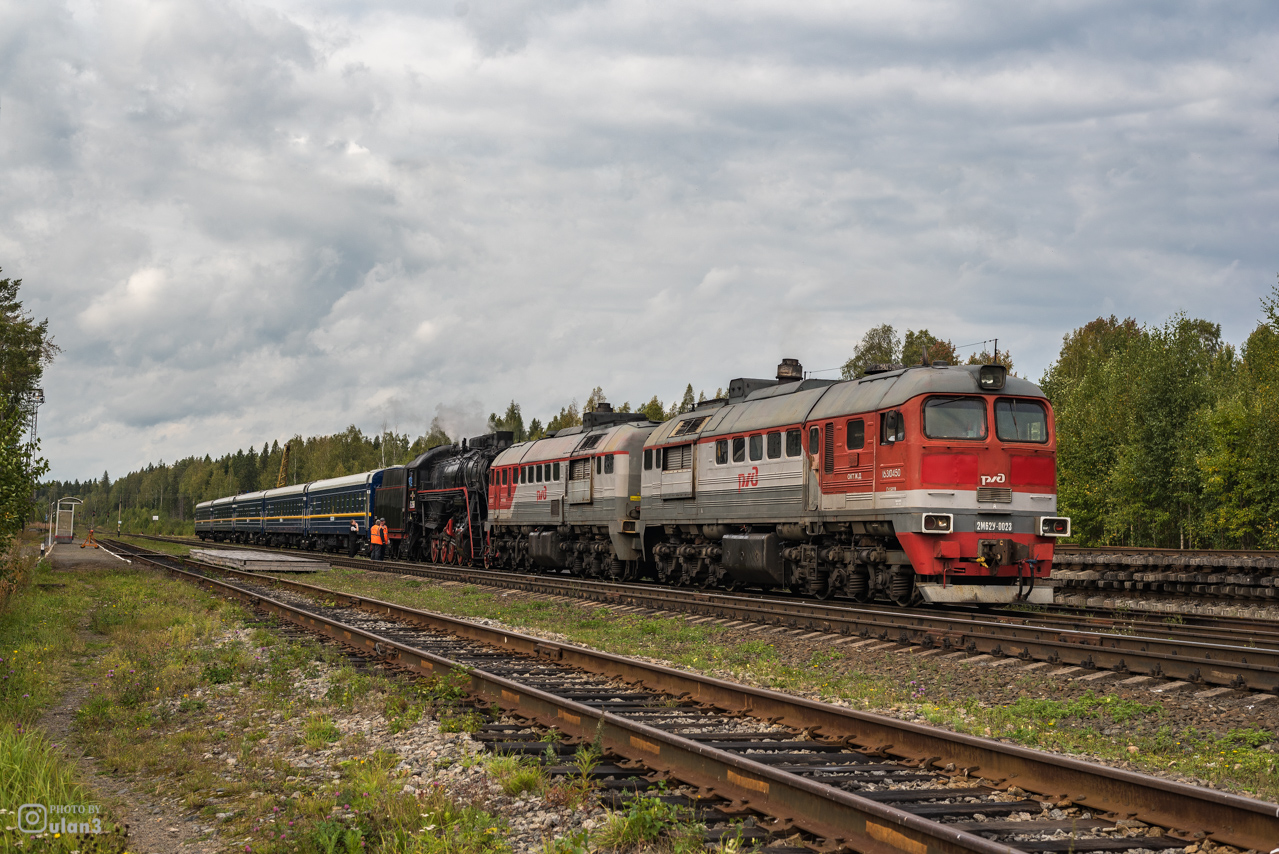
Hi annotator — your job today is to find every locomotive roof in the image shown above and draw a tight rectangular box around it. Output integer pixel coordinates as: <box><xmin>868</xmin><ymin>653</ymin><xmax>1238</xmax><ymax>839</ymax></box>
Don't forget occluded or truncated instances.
<box><xmin>649</xmin><ymin>365</ymin><xmax>1046</xmax><ymax>444</ymax></box>
<box><xmin>493</xmin><ymin>420</ymin><xmax>656</xmax><ymax>465</ymax></box>
<box><xmin>809</xmin><ymin>363</ymin><xmax>1045</xmax><ymax>420</ymax></box>
<box><xmin>234</xmin><ymin>490</ymin><xmax>267</xmax><ymax>501</ymax></box>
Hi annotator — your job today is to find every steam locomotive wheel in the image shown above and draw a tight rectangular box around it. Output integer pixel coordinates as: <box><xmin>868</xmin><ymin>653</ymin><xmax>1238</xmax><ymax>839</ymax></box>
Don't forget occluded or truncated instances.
<box><xmin>430</xmin><ymin>541</ymin><xmax>440</xmax><ymax>563</ymax></box>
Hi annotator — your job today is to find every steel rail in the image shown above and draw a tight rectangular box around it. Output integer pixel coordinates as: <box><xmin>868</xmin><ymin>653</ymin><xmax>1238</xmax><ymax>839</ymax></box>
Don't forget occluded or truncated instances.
<box><xmin>113</xmin><ymin>539</ymin><xmax>1279</xmax><ymax>851</ymax></box>
<box><xmin>129</xmin><ymin>535</ymin><xmax>1279</xmax><ymax>692</ymax></box>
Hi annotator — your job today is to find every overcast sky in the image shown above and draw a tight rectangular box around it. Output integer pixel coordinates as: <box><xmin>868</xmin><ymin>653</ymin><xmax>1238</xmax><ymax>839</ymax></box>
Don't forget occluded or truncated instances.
<box><xmin>5</xmin><ymin>0</ymin><xmax>1277</xmax><ymax>481</ymax></box>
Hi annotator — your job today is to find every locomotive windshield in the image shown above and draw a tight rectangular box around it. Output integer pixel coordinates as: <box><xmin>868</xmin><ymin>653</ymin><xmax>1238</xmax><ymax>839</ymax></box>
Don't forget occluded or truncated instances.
<box><xmin>995</xmin><ymin>398</ymin><xmax>1048</xmax><ymax>443</ymax></box>
<box><xmin>923</xmin><ymin>397</ymin><xmax>988</xmax><ymax>440</ymax></box>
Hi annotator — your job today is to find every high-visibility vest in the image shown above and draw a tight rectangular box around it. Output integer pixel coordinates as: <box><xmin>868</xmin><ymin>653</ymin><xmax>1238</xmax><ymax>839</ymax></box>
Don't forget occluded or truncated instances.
<box><xmin>371</xmin><ymin>525</ymin><xmax>385</xmax><ymax>545</ymax></box>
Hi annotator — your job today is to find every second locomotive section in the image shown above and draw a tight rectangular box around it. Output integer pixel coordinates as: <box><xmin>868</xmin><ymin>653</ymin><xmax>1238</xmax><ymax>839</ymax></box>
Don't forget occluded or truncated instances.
<box><xmin>482</xmin><ymin>359</ymin><xmax>1069</xmax><ymax>605</ymax></box>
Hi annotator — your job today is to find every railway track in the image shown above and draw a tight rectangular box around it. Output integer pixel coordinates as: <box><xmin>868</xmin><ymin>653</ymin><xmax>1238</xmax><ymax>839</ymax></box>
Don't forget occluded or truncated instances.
<box><xmin>106</xmin><ymin>539</ymin><xmax>1279</xmax><ymax>853</ymax></box>
<box><xmin>133</xmin><ymin>535</ymin><xmax>1279</xmax><ymax>695</ymax></box>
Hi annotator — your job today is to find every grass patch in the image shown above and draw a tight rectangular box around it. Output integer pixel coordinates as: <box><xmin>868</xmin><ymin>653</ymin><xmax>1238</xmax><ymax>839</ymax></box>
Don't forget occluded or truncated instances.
<box><xmin>593</xmin><ymin>795</ymin><xmax>703</xmax><ymax>853</ymax></box>
<box><xmin>304</xmin><ymin>714</ymin><xmax>342</xmax><ymax>748</ymax></box>
<box><xmin>485</xmin><ymin>755</ymin><xmax>545</xmax><ymax>797</ymax></box>
<box><xmin>0</xmin><ymin>539</ymin><xmax>130</xmax><ymax>851</ymax></box>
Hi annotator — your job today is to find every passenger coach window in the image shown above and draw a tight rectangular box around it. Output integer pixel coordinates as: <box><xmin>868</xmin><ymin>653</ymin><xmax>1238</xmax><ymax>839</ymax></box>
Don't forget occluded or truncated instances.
<box><xmin>846</xmin><ymin>419</ymin><xmax>865</xmax><ymax>450</ymax></box>
<box><xmin>995</xmin><ymin>399</ymin><xmax>1048</xmax><ymax>443</ymax></box>
<box><xmin>553</xmin><ymin>462</ymin><xmax>560</xmax><ymax>480</ymax></box>
<box><xmin>732</xmin><ymin>437</ymin><xmax>746</xmax><ymax>463</ymax></box>
<box><xmin>596</xmin><ymin>457</ymin><xmax>602</xmax><ymax>475</ymax></box>
<box><xmin>536</xmin><ymin>466</ymin><xmax>543</xmax><ymax>483</ymax></box>
<box><xmin>786</xmin><ymin>428</ymin><xmax>801</xmax><ymax>457</ymax></box>
<box><xmin>604</xmin><ymin>454</ymin><xmax>614</xmax><ymax>474</ymax></box>
<box><xmin>715</xmin><ymin>439</ymin><xmax>728</xmax><ymax>465</ymax></box>
<box><xmin>749</xmin><ymin>435</ymin><xmax>763</xmax><ymax>461</ymax></box>
<box><xmin>766</xmin><ymin>432</ymin><xmax>780</xmax><ymax>459</ymax></box>
<box><xmin>501</xmin><ymin>470</ymin><xmax>507</xmax><ymax>485</ymax></box>
<box><xmin>644</xmin><ymin>449</ymin><xmax>653</xmax><ymax>470</ymax></box>
<box><xmin>922</xmin><ymin>397</ymin><xmax>987</xmax><ymax>440</ymax></box>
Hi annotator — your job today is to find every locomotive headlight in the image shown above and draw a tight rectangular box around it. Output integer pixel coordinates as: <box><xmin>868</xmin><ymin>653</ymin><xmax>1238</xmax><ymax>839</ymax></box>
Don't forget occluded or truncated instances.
<box><xmin>1039</xmin><ymin>516</ymin><xmax>1071</xmax><ymax>537</ymax></box>
<box><xmin>978</xmin><ymin>365</ymin><xmax>1007</xmax><ymax>391</ymax></box>
<box><xmin>922</xmin><ymin>513</ymin><xmax>952</xmax><ymax>533</ymax></box>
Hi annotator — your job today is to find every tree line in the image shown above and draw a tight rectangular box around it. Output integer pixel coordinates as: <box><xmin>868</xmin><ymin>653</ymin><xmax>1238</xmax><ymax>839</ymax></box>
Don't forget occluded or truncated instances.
<box><xmin>35</xmin><ymin>280</ymin><xmax>1279</xmax><ymax>549</ymax></box>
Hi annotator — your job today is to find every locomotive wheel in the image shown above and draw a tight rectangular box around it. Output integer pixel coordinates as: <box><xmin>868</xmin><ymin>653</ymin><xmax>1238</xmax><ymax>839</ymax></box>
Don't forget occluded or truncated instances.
<box><xmin>430</xmin><ymin>541</ymin><xmax>439</xmax><ymax>563</ymax></box>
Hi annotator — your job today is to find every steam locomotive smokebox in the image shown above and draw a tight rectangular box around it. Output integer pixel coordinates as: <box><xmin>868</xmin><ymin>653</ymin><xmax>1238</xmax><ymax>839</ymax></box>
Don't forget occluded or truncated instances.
<box><xmin>721</xmin><ymin>533</ymin><xmax>784</xmax><ymax>586</ymax></box>
<box><xmin>529</xmin><ymin>531</ymin><xmax>567</xmax><ymax>568</ymax></box>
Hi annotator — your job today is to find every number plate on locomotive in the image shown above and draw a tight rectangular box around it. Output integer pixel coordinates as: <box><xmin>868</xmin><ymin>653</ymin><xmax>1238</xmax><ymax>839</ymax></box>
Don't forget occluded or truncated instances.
<box><xmin>975</xmin><ymin>520</ymin><xmax>1014</xmax><ymax>533</ymax></box>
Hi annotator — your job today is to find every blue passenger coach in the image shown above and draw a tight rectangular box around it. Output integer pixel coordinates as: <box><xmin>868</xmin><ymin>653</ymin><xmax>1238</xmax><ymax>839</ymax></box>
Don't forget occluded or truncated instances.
<box><xmin>195</xmin><ymin>500</ymin><xmax>213</xmax><ymax>539</ymax></box>
<box><xmin>263</xmin><ymin>483</ymin><xmax>307</xmax><ymax>547</ymax></box>
<box><xmin>305</xmin><ymin>471</ymin><xmax>378</xmax><ymax>554</ymax></box>
<box><xmin>232</xmin><ymin>491</ymin><xmax>265</xmax><ymax>543</ymax></box>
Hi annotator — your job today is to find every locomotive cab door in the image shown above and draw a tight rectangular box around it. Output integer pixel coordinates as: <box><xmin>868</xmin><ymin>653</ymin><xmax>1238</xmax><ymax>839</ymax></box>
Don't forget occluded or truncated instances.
<box><xmin>831</xmin><ymin>417</ymin><xmax>875</xmax><ymax>509</ymax></box>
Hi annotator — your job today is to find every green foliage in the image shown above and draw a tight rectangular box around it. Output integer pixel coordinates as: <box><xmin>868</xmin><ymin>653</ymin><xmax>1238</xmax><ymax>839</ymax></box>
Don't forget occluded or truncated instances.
<box><xmin>841</xmin><ymin>323</ymin><xmax>900</xmax><ymax>379</ymax></box>
<box><xmin>593</xmin><ymin>795</ymin><xmax>704</xmax><ymax>852</ymax></box>
<box><xmin>676</xmin><ymin>383</ymin><xmax>696</xmax><ymax>415</ymax></box>
<box><xmin>1042</xmin><ymin>299</ymin><xmax>1279</xmax><ymax>547</ymax></box>
<box><xmin>902</xmin><ymin>328</ymin><xmax>959</xmax><ymax>367</ymax></box>
<box><xmin>638</xmin><ymin>396</ymin><xmax>666</xmax><ymax>423</ymax></box>
<box><xmin>488</xmin><ymin>401</ymin><xmax>526</xmax><ymax>442</ymax></box>
<box><xmin>0</xmin><ymin>269</ymin><xmax>56</xmax><ymax>543</ymax></box>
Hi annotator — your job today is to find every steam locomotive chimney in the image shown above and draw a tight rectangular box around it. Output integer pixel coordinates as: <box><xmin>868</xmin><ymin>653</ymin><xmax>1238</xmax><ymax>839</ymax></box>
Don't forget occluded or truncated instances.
<box><xmin>595</xmin><ymin>402</ymin><xmax>614</xmax><ymax>413</ymax></box>
<box><xmin>776</xmin><ymin>358</ymin><xmax>802</xmax><ymax>383</ymax></box>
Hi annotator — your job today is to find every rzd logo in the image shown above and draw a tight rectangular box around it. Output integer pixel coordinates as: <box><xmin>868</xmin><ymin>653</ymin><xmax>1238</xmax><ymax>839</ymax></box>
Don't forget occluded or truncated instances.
<box><xmin>737</xmin><ymin>467</ymin><xmax>759</xmax><ymax>492</ymax></box>
<box><xmin>980</xmin><ymin>473</ymin><xmax>1006</xmax><ymax>486</ymax></box>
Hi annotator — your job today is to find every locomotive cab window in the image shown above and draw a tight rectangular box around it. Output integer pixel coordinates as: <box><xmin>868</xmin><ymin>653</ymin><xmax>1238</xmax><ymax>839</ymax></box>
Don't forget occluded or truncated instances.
<box><xmin>808</xmin><ymin>426</ymin><xmax>820</xmax><ymax>455</ymax></box>
<box><xmin>786</xmin><ymin>428</ymin><xmax>801</xmax><ymax>457</ymax></box>
<box><xmin>995</xmin><ymin>398</ymin><xmax>1048</xmax><ymax>443</ymax></box>
<box><xmin>922</xmin><ymin>397</ymin><xmax>986</xmax><ymax>440</ymax></box>
<box><xmin>732</xmin><ymin>436</ymin><xmax>746</xmax><ymax>463</ymax></box>
<box><xmin>553</xmin><ymin>462</ymin><xmax>560</xmax><ymax>480</ymax></box>
<box><xmin>846</xmin><ymin>419</ymin><xmax>865</xmax><ymax>450</ymax></box>
<box><xmin>881</xmin><ymin>410</ymin><xmax>907</xmax><ymax>444</ymax></box>
<box><xmin>715</xmin><ymin>439</ymin><xmax>728</xmax><ymax>465</ymax></box>
<box><xmin>766</xmin><ymin>431</ymin><xmax>781</xmax><ymax>459</ymax></box>
<box><xmin>604</xmin><ymin>454</ymin><xmax>614</xmax><ymax>474</ymax></box>
<box><xmin>644</xmin><ymin>449</ymin><xmax>653</xmax><ymax>470</ymax></box>
<box><xmin>596</xmin><ymin>456</ymin><xmax>602</xmax><ymax>475</ymax></box>
<box><xmin>536</xmin><ymin>465</ymin><xmax>542</xmax><ymax>483</ymax></box>
<box><xmin>501</xmin><ymin>469</ymin><xmax>507</xmax><ymax>485</ymax></box>
<box><xmin>749</xmin><ymin>434</ymin><xmax>763</xmax><ymax>461</ymax></box>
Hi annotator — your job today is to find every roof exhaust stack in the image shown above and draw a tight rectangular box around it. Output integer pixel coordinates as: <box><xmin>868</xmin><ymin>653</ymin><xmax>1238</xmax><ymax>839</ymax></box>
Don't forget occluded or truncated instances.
<box><xmin>776</xmin><ymin>358</ymin><xmax>802</xmax><ymax>383</ymax></box>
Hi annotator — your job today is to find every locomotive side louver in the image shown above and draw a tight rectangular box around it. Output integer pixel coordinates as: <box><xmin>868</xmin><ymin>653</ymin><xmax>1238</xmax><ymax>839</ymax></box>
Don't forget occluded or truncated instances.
<box><xmin>662</xmin><ymin>444</ymin><xmax>692</xmax><ymax>471</ymax></box>
<box><xmin>977</xmin><ymin>487</ymin><xmax>1012</xmax><ymax>503</ymax></box>
<box><xmin>823</xmin><ymin>422</ymin><xmax>835</xmax><ymax>474</ymax></box>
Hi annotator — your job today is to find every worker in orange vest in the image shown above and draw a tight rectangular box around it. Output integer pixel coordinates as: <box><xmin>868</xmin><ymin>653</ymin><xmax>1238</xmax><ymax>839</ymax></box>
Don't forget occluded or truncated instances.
<box><xmin>370</xmin><ymin>518</ymin><xmax>388</xmax><ymax>561</ymax></box>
